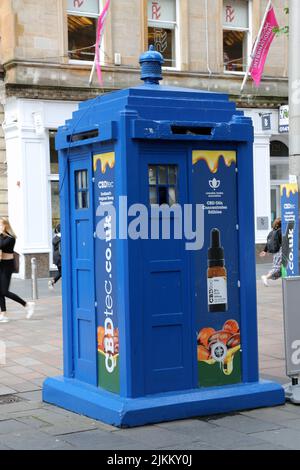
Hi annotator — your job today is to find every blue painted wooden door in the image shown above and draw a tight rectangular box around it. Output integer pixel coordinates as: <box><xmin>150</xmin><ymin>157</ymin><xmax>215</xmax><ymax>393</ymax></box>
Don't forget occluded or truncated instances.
<box><xmin>140</xmin><ymin>146</ymin><xmax>195</xmax><ymax>394</ymax></box>
<box><xmin>69</xmin><ymin>157</ymin><xmax>97</xmax><ymax>385</ymax></box>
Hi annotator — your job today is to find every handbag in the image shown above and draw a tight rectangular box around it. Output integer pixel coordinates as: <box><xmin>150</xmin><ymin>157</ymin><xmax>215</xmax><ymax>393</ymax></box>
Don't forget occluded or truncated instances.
<box><xmin>12</xmin><ymin>252</ymin><xmax>20</xmax><ymax>273</ymax></box>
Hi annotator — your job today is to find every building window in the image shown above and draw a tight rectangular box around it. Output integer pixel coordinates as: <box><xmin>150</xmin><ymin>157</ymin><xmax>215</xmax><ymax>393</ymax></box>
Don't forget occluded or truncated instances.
<box><xmin>223</xmin><ymin>0</ymin><xmax>251</xmax><ymax>72</ymax></box>
<box><xmin>270</xmin><ymin>140</ymin><xmax>289</xmax><ymax>223</ymax></box>
<box><xmin>149</xmin><ymin>165</ymin><xmax>178</xmax><ymax>206</ymax></box>
<box><xmin>75</xmin><ymin>170</ymin><xmax>89</xmax><ymax>209</ymax></box>
<box><xmin>67</xmin><ymin>0</ymin><xmax>100</xmax><ymax>61</ymax></box>
<box><xmin>147</xmin><ymin>0</ymin><xmax>178</xmax><ymax>68</ymax></box>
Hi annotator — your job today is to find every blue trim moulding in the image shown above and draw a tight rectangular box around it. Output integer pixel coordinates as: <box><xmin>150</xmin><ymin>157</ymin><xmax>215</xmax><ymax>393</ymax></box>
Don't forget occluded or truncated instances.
<box><xmin>43</xmin><ymin>377</ymin><xmax>284</xmax><ymax>428</ymax></box>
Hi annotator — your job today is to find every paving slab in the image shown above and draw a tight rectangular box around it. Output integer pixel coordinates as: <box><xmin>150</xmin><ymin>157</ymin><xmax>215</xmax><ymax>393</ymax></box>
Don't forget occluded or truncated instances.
<box><xmin>0</xmin><ymin>276</ymin><xmax>297</xmax><ymax>450</ymax></box>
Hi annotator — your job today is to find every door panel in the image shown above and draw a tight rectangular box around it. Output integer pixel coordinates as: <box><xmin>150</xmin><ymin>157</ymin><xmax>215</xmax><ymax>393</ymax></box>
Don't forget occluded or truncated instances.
<box><xmin>69</xmin><ymin>157</ymin><xmax>97</xmax><ymax>385</ymax></box>
<box><xmin>140</xmin><ymin>147</ymin><xmax>194</xmax><ymax>394</ymax></box>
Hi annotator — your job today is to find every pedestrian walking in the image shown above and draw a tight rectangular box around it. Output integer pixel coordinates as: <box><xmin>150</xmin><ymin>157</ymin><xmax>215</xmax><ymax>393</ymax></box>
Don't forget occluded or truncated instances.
<box><xmin>48</xmin><ymin>223</ymin><xmax>61</xmax><ymax>290</ymax></box>
<box><xmin>260</xmin><ymin>217</ymin><xmax>282</xmax><ymax>287</ymax></box>
<box><xmin>0</xmin><ymin>217</ymin><xmax>35</xmax><ymax>322</ymax></box>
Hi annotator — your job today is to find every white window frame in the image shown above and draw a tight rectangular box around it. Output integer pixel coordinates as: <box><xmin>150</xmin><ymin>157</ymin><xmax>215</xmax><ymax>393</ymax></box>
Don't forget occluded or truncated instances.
<box><xmin>147</xmin><ymin>0</ymin><xmax>181</xmax><ymax>71</ymax></box>
<box><xmin>67</xmin><ymin>1</ymin><xmax>105</xmax><ymax>66</ymax></box>
<box><xmin>223</xmin><ymin>0</ymin><xmax>253</xmax><ymax>76</ymax></box>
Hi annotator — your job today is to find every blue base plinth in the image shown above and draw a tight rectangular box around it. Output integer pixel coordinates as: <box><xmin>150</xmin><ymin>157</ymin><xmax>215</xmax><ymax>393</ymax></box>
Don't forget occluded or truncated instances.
<box><xmin>43</xmin><ymin>376</ymin><xmax>285</xmax><ymax>428</ymax></box>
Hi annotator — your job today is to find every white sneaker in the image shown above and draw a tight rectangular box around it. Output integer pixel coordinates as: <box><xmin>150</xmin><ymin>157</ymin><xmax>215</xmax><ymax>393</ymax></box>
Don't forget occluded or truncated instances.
<box><xmin>25</xmin><ymin>301</ymin><xmax>35</xmax><ymax>319</ymax></box>
<box><xmin>261</xmin><ymin>275</ymin><xmax>269</xmax><ymax>287</ymax></box>
<box><xmin>0</xmin><ymin>314</ymin><xmax>9</xmax><ymax>323</ymax></box>
<box><xmin>48</xmin><ymin>280</ymin><xmax>54</xmax><ymax>290</ymax></box>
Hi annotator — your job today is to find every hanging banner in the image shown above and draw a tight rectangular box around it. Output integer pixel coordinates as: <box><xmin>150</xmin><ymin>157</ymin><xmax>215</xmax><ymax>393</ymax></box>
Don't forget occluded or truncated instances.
<box><xmin>281</xmin><ymin>184</ymin><xmax>299</xmax><ymax>278</ymax></box>
<box><xmin>249</xmin><ymin>4</ymin><xmax>279</xmax><ymax>87</ymax></box>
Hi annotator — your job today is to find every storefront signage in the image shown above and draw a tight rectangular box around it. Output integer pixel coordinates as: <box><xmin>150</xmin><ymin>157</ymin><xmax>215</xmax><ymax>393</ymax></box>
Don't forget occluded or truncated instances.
<box><xmin>279</xmin><ymin>105</ymin><xmax>289</xmax><ymax>134</ymax></box>
<box><xmin>281</xmin><ymin>183</ymin><xmax>299</xmax><ymax>278</ymax></box>
<box><xmin>261</xmin><ymin>113</ymin><xmax>271</xmax><ymax>131</ymax></box>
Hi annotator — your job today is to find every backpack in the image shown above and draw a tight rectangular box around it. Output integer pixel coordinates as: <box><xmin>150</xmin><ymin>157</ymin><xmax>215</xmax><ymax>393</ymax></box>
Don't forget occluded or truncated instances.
<box><xmin>266</xmin><ymin>229</ymin><xmax>280</xmax><ymax>254</ymax></box>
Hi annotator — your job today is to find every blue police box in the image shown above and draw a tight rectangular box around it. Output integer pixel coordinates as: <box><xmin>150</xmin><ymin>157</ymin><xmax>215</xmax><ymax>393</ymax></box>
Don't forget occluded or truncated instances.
<box><xmin>43</xmin><ymin>47</ymin><xmax>284</xmax><ymax>427</ymax></box>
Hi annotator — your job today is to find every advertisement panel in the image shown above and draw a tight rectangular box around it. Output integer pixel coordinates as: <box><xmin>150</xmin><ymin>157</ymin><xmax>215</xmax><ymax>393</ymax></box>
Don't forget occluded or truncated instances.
<box><xmin>281</xmin><ymin>184</ymin><xmax>299</xmax><ymax>278</ymax></box>
<box><xmin>192</xmin><ymin>151</ymin><xmax>242</xmax><ymax>388</ymax></box>
<box><xmin>94</xmin><ymin>152</ymin><xmax>120</xmax><ymax>394</ymax></box>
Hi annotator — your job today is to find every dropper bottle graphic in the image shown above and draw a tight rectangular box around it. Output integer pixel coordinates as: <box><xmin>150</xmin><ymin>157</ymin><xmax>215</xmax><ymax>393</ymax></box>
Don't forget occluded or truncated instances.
<box><xmin>207</xmin><ymin>228</ymin><xmax>228</xmax><ymax>312</ymax></box>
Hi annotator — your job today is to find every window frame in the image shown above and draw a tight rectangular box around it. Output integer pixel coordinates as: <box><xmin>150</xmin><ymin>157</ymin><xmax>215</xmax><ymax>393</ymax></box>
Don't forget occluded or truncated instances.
<box><xmin>147</xmin><ymin>0</ymin><xmax>181</xmax><ymax>71</ymax></box>
<box><xmin>148</xmin><ymin>164</ymin><xmax>179</xmax><ymax>207</ymax></box>
<box><xmin>67</xmin><ymin>1</ymin><xmax>104</xmax><ymax>65</ymax></box>
<box><xmin>222</xmin><ymin>0</ymin><xmax>253</xmax><ymax>76</ymax></box>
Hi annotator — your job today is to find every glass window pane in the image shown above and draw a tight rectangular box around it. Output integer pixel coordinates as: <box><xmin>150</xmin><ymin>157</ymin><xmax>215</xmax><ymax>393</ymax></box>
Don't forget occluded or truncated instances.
<box><xmin>75</xmin><ymin>171</ymin><xmax>89</xmax><ymax>209</ymax></box>
<box><xmin>158</xmin><ymin>187</ymin><xmax>168</xmax><ymax>205</ymax></box>
<box><xmin>81</xmin><ymin>191</ymin><xmax>89</xmax><ymax>209</ymax></box>
<box><xmin>270</xmin><ymin>141</ymin><xmax>289</xmax><ymax>157</ymax></box>
<box><xmin>82</xmin><ymin>170</ymin><xmax>87</xmax><ymax>189</ymax></box>
<box><xmin>149</xmin><ymin>166</ymin><xmax>157</xmax><ymax>185</ymax></box>
<box><xmin>148</xmin><ymin>27</ymin><xmax>175</xmax><ymax>67</ymax></box>
<box><xmin>270</xmin><ymin>163</ymin><xmax>289</xmax><ymax>181</ymax></box>
<box><xmin>68</xmin><ymin>15</ymin><xmax>97</xmax><ymax>61</ymax></box>
<box><xmin>149</xmin><ymin>187</ymin><xmax>157</xmax><ymax>205</ymax></box>
<box><xmin>223</xmin><ymin>30</ymin><xmax>246</xmax><ymax>72</ymax></box>
<box><xmin>148</xmin><ymin>0</ymin><xmax>176</xmax><ymax>23</ymax></box>
<box><xmin>67</xmin><ymin>0</ymin><xmax>99</xmax><ymax>15</ymax></box>
<box><xmin>168</xmin><ymin>186</ymin><xmax>177</xmax><ymax>205</ymax></box>
<box><xmin>158</xmin><ymin>165</ymin><xmax>167</xmax><ymax>184</ymax></box>
<box><xmin>49</xmin><ymin>130</ymin><xmax>58</xmax><ymax>174</ymax></box>
<box><xmin>223</xmin><ymin>0</ymin><xmax>249</xmax><ymax>29</ymax></box>
<box><xmin>168</xmin><ymin>165</ymin><xmax>177</xmax><ymax>185</ymax></box>
<box><xmin>51</xmin><ymin>181</ymin><xmax>60</xmax><ymax>231</ymax></box>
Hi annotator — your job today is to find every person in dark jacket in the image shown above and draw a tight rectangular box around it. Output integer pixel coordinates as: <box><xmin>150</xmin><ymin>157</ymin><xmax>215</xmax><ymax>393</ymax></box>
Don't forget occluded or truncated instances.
<box><xmin>48</xmin><ymin>224</ymin><xmax>62</xmax><ymax>290</ymax></box>
<box><xmin>0</xmin><ymin>217</ymin><xmax>35</xmax><ymax>322</ymax></box>
<box><xmin>260</xmin><ymin>217</ymin><xmax>282</xmax><ymax>286</ymax></box>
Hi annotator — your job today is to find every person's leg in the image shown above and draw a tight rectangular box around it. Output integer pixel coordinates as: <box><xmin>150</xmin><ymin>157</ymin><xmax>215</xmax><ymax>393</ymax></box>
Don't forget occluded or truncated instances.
<box><xmin>0</xmin><ymin>295</ymin><xmax>8</xmax><ymax>321</ymax></box>
<box><xmin>49</xmin><ymin>263</ymin><xmax>61</xmax><ymax>288</ymax></box>
<box><xmin>53</xmin><ymin>264</ymin><xmax>61</xmax><ymax>284</ymax></box>
<box><xmin>1</xmin><ymin>261</ymin><xmax>34</xmax><ymax>319</ymax></box>
<box><xmin>5</xmin><ymin>291</ymin><xmax>26</xmax><ymax>307</ymax></box>
<box><xmin>0</xmin><ymin>263</ymin><xmax>9</xmax><ymax>319</ymax></box>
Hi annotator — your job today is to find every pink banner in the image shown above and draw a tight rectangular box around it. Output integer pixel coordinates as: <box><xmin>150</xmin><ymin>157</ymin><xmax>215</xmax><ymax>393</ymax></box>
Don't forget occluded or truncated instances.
<box><xmin>250</xmin><ymin>5</ymin><xmax>279</xmax><ymax>87</ymax></box>
<box><xmin>95</xmin><ymin>0</ymin><xmax>111</xmax><ymax>85</ymax></box>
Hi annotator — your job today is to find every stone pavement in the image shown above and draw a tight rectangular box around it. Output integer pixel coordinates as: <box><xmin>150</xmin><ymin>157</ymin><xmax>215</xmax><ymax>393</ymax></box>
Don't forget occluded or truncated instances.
<box><xmin>0</xmin><ymin>273</ymin><xmax>299</xmax><ymax>450</ymax></box>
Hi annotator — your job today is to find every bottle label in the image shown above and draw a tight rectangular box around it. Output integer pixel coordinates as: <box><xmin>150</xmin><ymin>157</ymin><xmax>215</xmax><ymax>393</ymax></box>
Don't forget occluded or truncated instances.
<box><xmin>207</xmin><ymin>277</ymin><xmax>228</xmax><ymax>306</ymax></box>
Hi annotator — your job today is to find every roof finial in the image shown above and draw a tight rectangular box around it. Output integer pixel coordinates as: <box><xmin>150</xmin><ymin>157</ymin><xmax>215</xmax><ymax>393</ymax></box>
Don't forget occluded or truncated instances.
<box><xmin>139</xmin><ymin>45</ymin><xmax>164</xmax><ymax>85</ymax></box>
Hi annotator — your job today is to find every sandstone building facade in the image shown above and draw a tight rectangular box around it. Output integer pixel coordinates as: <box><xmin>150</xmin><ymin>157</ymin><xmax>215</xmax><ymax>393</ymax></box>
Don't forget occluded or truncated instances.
<box><xmin>0</xmin><ymin>0</ymin><xmax>289</xmax><ymax>277</ymax></box>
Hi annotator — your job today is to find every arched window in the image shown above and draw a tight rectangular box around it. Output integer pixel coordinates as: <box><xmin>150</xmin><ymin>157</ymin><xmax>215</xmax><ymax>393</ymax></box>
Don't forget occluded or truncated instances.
<box><xmin>270</xmin><ymin>141</ymin><xmax>289</xmax><ymax>158</ymax></box>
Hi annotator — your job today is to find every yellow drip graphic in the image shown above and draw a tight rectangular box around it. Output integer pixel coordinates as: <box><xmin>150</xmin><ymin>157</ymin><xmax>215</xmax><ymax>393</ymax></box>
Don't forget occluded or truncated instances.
<box><xmin>192</xmin><ymin>150</ymin><xmax>236</xmax><ymax>173</ymax></box>
<box><xmin>280</xmin><ymin>183</ymin><xmax>298</xmax><ymax>198</ymax></box>
<box><xmin>93</xmin><ymin>152</ymin><xmax>115</xmax><ymax>174</ymax></box>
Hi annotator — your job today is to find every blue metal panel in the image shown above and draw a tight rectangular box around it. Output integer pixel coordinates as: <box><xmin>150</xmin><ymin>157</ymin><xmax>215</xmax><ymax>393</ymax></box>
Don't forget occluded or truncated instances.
<box><xmin>69</xmin><ymin>156</ymin><xmax>98</xmax><ymax>386</ymax></box>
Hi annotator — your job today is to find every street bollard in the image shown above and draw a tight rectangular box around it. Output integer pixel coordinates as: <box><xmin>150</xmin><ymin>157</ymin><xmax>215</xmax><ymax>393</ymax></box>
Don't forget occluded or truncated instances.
<box><xmin>31</xmin><ymin>257</ymin><xmax>38</xmax><ymax>301</ymax></box>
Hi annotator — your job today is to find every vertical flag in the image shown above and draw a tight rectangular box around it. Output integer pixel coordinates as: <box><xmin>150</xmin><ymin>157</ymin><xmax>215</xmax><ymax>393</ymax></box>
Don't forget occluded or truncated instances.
<box><xmin>249</xmin><ymin>3</ymin><xmax>279</xmax><ymax>86</ymax></box>
<box><xmin>94</xmin><ymin>0</ymin><xmax>111</xmax><ymax>86</ymax></box>
<box><xmin>241</xmin><ymin>1</ymin><xmax>279</xmax><ymax>91</ymax></box>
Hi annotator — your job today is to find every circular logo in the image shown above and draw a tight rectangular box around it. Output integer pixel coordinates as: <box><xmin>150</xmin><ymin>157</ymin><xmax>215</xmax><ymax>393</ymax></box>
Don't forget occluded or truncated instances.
<box><xmin>211</xmin><ymin>342</ymin><xmax>227</xmax><ymax>363</ymax></box>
